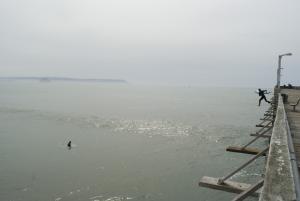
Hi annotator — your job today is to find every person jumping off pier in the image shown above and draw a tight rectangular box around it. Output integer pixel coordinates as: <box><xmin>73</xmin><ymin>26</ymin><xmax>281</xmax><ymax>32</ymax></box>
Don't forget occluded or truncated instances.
<box><xmin>256</xmin><ymin>88</ymin><xmax>271</xmax><ymax>106</ymax></box>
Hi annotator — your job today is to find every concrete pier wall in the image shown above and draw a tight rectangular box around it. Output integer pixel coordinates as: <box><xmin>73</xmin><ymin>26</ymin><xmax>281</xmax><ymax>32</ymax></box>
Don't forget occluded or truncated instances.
<box><xmin>259</xmin><ymin>95</ymin><xmax>296</xmax><ymax>201</ymax></box>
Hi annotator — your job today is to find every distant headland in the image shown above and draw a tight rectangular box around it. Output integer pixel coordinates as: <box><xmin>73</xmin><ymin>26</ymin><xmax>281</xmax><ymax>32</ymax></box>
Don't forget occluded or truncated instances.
<box><xmin>0</xmin><ymin>76</ymin><xmax>128</xmax><ymax>83</ymax></box>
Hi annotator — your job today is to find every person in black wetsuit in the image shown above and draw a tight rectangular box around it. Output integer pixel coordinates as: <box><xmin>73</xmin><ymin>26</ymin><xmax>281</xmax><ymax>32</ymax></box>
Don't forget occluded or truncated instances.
<box><xmin>67</xmin><ymin>141</ymin><xmax>72</xmax><ymax>149</ymax></box>
<box><xmin>257</xmin><ymin>88</ymin><xmax>271</xmax><ymax>106</ymax></box>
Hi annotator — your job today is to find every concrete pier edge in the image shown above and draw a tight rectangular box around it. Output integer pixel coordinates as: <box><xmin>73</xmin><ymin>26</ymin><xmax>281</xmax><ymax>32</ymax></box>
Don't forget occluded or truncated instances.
<box><xmin>259</xmin><ymin>94</ymin><xmax>297</xmax><ymax>201</ymax></box>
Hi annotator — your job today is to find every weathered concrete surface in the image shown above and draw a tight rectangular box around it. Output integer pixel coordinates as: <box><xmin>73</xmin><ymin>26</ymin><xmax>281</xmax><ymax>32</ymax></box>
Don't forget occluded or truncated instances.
<box><xmin>259</xmin><ymin>96</ymin><xmax>296</xmax><ymax>201</ymax></box>
<box><xmin>282</xmin><ymin>88</ymin><xmax>300</xmax><ymax>164</ymax></box>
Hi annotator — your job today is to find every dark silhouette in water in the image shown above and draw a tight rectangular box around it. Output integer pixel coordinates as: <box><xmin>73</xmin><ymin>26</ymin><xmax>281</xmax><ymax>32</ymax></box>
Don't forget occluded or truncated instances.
<box><xmin>67</xmin><ymin>141</ymin><xmax>72</xmax><ymax>149</ymax></box>
<box><xmin>257</xmin><ymin>88</ymin><xmax>271</xmax><ymax>106</ymax></box>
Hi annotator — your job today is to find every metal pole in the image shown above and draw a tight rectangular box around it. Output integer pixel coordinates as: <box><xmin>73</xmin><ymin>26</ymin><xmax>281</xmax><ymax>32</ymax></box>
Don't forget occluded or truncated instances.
<box><xmin>277</xmin><ymin>55</ymin><xmax>282</xmax><ymax>88</ymax></box>
<box><xmin>277</xmin><ymin>53</ymin><xmax>292</xmax><ymax>88</ymax></box>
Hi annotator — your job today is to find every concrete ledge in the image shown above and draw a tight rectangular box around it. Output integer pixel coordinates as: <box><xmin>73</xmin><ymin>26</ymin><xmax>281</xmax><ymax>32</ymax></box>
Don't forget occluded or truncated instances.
<box><xmin>259</xmin><ymin>95</ymin><xmax>296</xmax><ymax>201</ymax></box>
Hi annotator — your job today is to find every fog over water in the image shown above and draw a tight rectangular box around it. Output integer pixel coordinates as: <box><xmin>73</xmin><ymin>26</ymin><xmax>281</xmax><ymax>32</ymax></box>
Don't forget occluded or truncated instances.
<box><xmin>0</xmin><ymin>0</ymin><xmax>299</xmax><ymax>86</ymax></box>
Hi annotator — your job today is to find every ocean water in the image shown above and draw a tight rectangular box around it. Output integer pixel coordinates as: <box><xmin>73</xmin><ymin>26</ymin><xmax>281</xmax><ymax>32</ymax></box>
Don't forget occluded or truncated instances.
<box><xmin>0</xmin><ymin>81</ymin><xmax>270</xmax><ymax>201</ymax></box>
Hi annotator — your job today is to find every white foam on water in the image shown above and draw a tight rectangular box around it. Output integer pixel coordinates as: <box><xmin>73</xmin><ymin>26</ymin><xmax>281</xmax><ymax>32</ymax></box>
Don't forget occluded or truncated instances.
<box><xmin>89</xmin><ymin>195</ymin><xmax>103</xmax><ymax>199</ymax></box>
<box><xmin>104</xmin><ymin>196</ymin><xmax>134</xmax><ymax>201</ymax></box>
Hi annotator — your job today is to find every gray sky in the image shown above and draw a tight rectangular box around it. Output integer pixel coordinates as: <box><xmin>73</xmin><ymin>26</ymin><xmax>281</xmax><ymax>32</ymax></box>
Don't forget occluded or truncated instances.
<box><xmin>0</xmin><ymin>0</ymin><xmax>299</xmax><ymax>87</ymax></box>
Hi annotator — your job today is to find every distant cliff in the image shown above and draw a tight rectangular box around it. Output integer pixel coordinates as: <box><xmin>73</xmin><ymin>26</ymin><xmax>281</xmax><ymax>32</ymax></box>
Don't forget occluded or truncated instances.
<box><xmin>0</xmin><ymin>77</ymin><xmax>128</xmax><ymax>83</ymax></box>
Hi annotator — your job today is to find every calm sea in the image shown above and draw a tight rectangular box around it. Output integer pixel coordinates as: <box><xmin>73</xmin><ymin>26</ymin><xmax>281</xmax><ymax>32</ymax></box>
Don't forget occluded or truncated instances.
<box><xmin>0</xmin><ymin>81</ymin><xmax>269</xmax><ymax>201</ymax></box>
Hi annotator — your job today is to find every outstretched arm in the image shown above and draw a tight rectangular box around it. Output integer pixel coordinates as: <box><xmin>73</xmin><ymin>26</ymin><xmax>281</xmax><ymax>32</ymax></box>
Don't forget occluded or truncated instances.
<box><xmin>264</xmin><ymin>90</ymin><xmax>271</xmax><ymax>94</ymax></box>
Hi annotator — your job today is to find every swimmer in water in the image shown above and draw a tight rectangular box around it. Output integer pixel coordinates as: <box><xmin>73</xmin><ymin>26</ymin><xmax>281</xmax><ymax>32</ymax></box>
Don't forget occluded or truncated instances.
<box><xmin>67</xmin><ymin>141</ymin><xmax>72</xmax><ymax>149</ymax></box>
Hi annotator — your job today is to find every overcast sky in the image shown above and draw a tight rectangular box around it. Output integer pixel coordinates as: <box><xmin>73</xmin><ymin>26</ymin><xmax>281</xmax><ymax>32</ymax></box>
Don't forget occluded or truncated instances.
<box><xmin>0</xmin><ymin>0</ymin><xmax>299</xmax><ymax>87</ymax></box>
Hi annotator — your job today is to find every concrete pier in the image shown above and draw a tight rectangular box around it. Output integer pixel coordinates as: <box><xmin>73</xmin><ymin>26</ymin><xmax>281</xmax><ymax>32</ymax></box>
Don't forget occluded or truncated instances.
<box><xmin>259</xmin><ymin>93</ymin><xmax>297</xmax><ymax>201</ymax></box>
<box><xmin>259</xmin><ymin>87</ymin><xmax>300</xmax><ymax>201</ymax></box>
